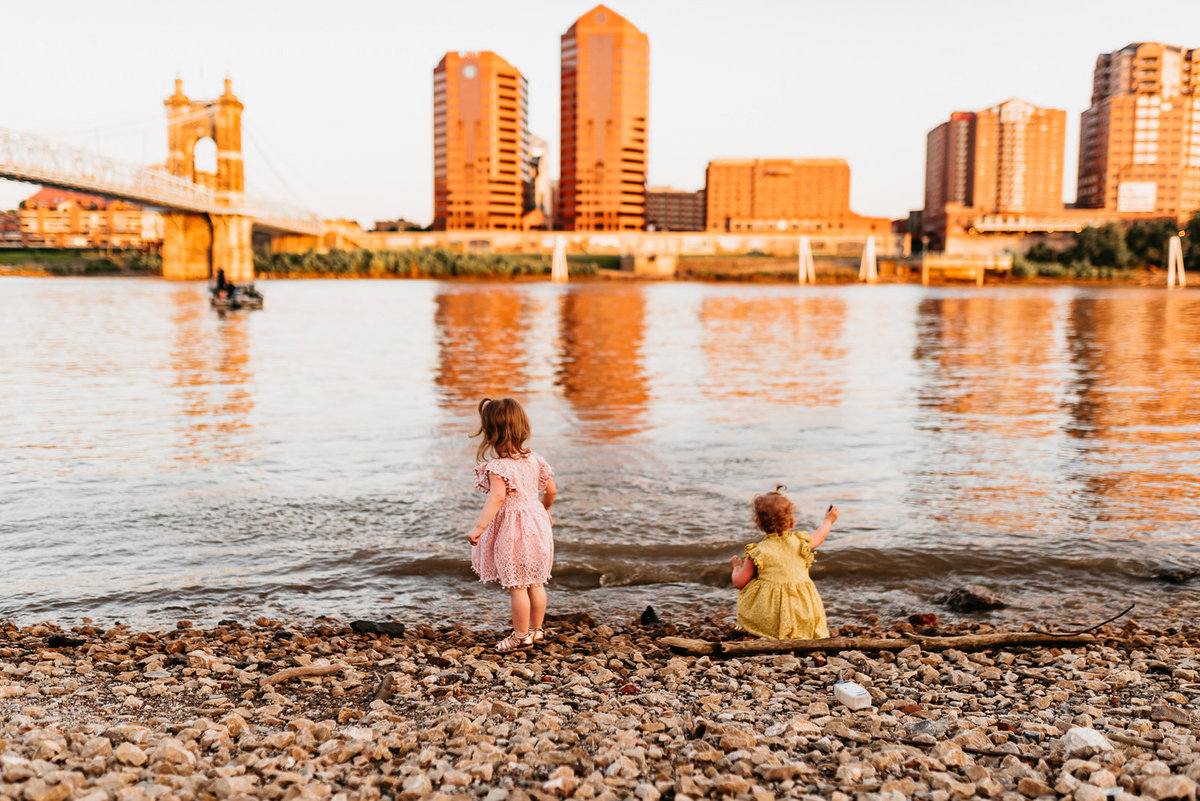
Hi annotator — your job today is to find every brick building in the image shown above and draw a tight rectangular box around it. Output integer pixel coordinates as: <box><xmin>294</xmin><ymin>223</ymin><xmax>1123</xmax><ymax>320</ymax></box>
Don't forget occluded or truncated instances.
<box><xmin>14</xmin><ymin>188</ymin><xmax>161</xmax><ymax>249</ymax></box>
<box><xmin>559</xmin><ymin>5</ymin><xmax>649</xmax><ymax>231</ymax></box>
<box><xmin>922</xmin><ymin>99</ymin><xmax>1067</xmax><ymax>250</ymax></box>
<box><xmin>704</xmin><ymin>158</ymin><xmax>891</xmax><ymax>239</ymax></box>
<box><xmin>433</xmin><ymin>51</ymin><xmax>530</xmax><ymax>231</ymax></box>
<box><xmin>645</xmin><ymin>187</ymin><xmax>705</xmax><ymax>231</ymax></box>
<box><xmin>1077</xmin><ymin>42</ymin><xmax>1200</xmax><ymax>220</ymax></box>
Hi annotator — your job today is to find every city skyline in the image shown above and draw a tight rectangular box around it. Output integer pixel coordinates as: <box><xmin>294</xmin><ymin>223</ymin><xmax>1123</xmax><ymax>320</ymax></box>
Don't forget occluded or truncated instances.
<box><xmin>2</xmin><ymin>0</ymin><xmax>1199</xmax><ymax>227</ymax></box>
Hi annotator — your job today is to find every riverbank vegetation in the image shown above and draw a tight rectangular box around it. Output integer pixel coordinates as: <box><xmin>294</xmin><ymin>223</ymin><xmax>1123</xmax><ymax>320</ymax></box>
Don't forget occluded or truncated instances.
<box><xmin>253</xmin><ymin>248</ymin><xmax>609</xmax><ymax>278</ymax></box>
<box><xmin>1013</xmin><ymin>212</ymin><xmax>1200</xmax><ymax>279</ymax></box>
<box><xmin>0</xmin><ymin>248</ymin><xmax>161</xmax><ymax>275</ymax></box>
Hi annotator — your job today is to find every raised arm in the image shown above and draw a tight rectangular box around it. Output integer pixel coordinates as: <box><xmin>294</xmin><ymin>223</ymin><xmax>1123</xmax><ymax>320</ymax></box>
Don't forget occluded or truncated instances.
<box><xmin>729</xmin><ymin>555</ymin><xmax>757</xmax><ymax>589</ymax></box>
<box><xmin>810</xmin><ymin>504</ymin><xmax>839</xmax><ymax>549</ymax></box>
<box><xmin>467</xmin><ymin>473</ymin><xmax>508</xmax><ymax>546</ymax></box>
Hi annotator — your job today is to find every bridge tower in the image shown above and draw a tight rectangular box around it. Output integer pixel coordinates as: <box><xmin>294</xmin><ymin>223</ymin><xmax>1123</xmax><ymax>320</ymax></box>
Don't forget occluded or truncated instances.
<box><xmin>162</xmin><ymin>78</ymin><xmax>253</xmax><ymax>283</ymax></box>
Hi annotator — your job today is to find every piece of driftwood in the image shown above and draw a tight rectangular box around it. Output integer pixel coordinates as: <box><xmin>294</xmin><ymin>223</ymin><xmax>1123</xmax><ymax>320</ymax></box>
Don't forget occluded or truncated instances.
<box><xmin>373</xmin><ymin>672</ymin><xmax>395</xmax><ymax>703</ymax></box>
<box><xmin>261</xmin><ymin>662</ymin><xmax>349</xmax><ymax>687</ymax></box>
<box><xmin>1104</xmin><ymin>732</ymin><xmax>1157</xmax><ymax>749</ymax></box>
<box><xmin>660</xmin><ymin>632</ymin><xmax>1099</xmax><ymax>657</ymax></box>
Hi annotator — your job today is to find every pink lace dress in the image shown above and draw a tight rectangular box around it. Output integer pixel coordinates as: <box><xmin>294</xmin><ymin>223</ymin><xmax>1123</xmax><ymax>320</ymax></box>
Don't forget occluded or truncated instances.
<box><xmin>471</xmin><ymin>452</ymin><xmax>555</xmax><ymax>588</ymax></box>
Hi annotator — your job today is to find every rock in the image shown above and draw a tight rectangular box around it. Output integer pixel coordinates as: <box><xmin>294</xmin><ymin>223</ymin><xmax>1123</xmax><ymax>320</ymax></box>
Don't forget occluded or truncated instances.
<box><xmin>908</xmin><ymin>613</ymin><xmax>940</xmax><ymax>627</ymax></box>
<box><xmin>935</xmin><ymin>585</ymin><xmax>1007</xmax><ymax>612</ymax></box>
<box><xmin>1074</xmin><ymin>787</ymin><xmax>1107</xmax><ymax>801</ymax></box>
<box><xmin>640</xmin><ymin>606</ymin><xmax>660</xmax><ymax>626</ymax></box>
<box><xmin>1017</xmin><ymin>777</ymin><xmax>1055</xmax><ymax>797</ymax></box>
<box><xmin>718</xmin><ymin>728</ymin><xmax>756</xmax><ymax>751</ymax></box>
<box><xmin>399</xmin><ymin>773</ymin><xmax>432</xmax><ymax>801</ymax></box>
<box><xmin>113</xmin><ymin>742</ymin><xmax>147</xmax><ymax>766</ymax></box>
<box><xmin>1150</xmin><ymin>705</ymin><xmax>1194</xmax><ymax>726</ymax></box>
<box><xmin>1059</xmin><ymin>728</ymin><xmax>1114</xmax><ymax>759</ymax></box>
<box><xmin>212</xmin><ymin>775</ymin><xmax>257</xmax><ymax>798</ymax></box>
<box><xmin>1140</xmin><ymin>775</ymin><xmax>1197</xmax><ymax>801</ymax></box>
<box><xmin>349</xmin><ymin>620</ymin><xmax>405</xmax><ymax>636</ymax></box>
<box><xmin>713</xmin><ymin>775</ymin><xmax>752</xmax><ymax>795</ymax></box>
<box><xmin>45</xmin><ymin>635</ymin><xmax>85</xmax><ymax>648</ymax></box>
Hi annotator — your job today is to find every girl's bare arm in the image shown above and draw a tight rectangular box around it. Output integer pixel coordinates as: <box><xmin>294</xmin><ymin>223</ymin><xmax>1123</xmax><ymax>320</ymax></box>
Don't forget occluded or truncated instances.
<box><xmin>810</xmin><ymin>504</ymin><xmax>839</xmax><ymax>549</ymax></box>
<box><xmin>729</xmin><ymin>555</ymin><xmax>757</xmax><ymax>589</ymax></box>
<box><xmin>467</xmin><ymin>475</ymin><xmax>508</xmax><ymax>545</ymax></box>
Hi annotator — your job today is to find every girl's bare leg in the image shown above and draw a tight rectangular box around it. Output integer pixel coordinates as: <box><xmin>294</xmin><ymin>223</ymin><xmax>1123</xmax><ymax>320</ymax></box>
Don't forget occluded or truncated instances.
<box><xmin>508</xmin><ymin>586</ymin><xmax>531</xmax><ymax>636</ymax></box>
<box><xmin>529</xmin><ymin>583</ymin><xmax>547</xmax><ymax>631</ymax></box>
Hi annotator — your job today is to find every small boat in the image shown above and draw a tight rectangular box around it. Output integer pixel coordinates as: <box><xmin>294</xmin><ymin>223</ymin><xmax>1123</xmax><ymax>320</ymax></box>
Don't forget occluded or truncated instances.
<box><xmin>210</xmin><ymin>284</ymin><xmax>264</xmax><ymax>310</ymax></box>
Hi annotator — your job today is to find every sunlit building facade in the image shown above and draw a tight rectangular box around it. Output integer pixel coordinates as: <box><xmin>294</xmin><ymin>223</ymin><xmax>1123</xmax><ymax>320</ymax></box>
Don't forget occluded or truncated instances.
<box><xmin>16</xmin><ymin>188</ymin><xmax>162</xmax><ymax>249</ymax></box>
<box><xmin>433</xmin><ymin>51</ymin><xmax>529</xmax><ymax>231</ymax></box>
<box><xmin>559</xmin><ymin>5</ymin><xmax>649</xmax><ymax>231</ymax></box>
<box><xmin>704</xmin><ymin>158</ymin><xmax>892</xmax><ymax>239</ymax></box>
<box><xmin>922</xmin><ymin>99</ymin><xmax>1067</xmax><ymax>250</ymax></box>
<box><xmin>645</xmin><ymin>187</ymin><xmax>705</xmax><ymax>231</ymax></box>
<box><xmin>1077</xmin><ymin>42</ymin><xmax>1200</xmax><ymax>220</ymax></box>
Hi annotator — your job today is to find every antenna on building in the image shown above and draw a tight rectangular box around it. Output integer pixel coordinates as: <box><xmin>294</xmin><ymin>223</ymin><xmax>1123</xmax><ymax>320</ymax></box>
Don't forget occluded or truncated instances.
<box><xmin>858</xmin><ymin>236</ymin><xmax>878</xmax><ymax>283</ymax></box>
<box><xmin>797</xmin><ymin>236</ymin><xmax>815</xmax><ymax>285</ymax></box>
<box><xmin>551</xmin><ymin>236</ymin><xmax>568</xmax><ymax>283</ymax></box>
<box><xmin>1167</xmin><ymin>234</ymin><xmax>1187</xmax><ymax>288</ymax></box>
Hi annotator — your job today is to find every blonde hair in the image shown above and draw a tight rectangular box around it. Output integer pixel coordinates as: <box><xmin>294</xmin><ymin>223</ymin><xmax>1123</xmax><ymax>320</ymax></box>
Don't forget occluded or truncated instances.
<box><xmin>753</xmin><ymin>484</ymin><xmax>794</xmax><ymax>534</ymax></box>
<box><xmin>473</xmin><ymin>397</ymin><xmax>532</xmax><ymax>461</ymax></box>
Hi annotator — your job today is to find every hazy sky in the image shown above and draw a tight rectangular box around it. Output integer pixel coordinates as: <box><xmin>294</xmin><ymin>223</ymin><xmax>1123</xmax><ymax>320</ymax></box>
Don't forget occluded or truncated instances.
<box><xmin>3</xmin><ymin>0</ymin><xmax>1199</xmax><ymax>226</ymax></box>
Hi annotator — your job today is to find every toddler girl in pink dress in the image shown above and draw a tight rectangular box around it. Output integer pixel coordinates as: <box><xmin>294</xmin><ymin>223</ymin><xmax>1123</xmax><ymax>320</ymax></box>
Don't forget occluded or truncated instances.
<box><xmin>466</xmin><ymin>397</ymin><xmax>557</xmax><ymax>652</ymax></box>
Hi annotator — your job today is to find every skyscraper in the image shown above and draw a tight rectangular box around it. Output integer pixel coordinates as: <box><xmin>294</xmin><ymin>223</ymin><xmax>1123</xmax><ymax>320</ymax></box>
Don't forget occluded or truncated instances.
<box><xmin>1077</xmin><ymin>42</ymin><xmax>1200</xmax><ymax>219</ymax></box>
<box><xmin>433</xmin><ymin>51</ymin><xmax>529</xmax><ymax>230</ymax></box>
<box><xmin>922</xmin><ymin>99</ymin><xmax>1066</xmax><ymax>248</ymax></box>
<box><xmin>559</xmin><ymin>5</ymin><xmax>649</xmax><ymax>231</ymax></box>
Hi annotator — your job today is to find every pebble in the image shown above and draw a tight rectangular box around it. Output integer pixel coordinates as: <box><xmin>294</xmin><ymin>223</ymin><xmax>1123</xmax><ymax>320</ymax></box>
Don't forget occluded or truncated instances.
<box><xmin>0</xmin><ymin>615</ymin><xmax>1195</xmax><ymax>799</ymax></box>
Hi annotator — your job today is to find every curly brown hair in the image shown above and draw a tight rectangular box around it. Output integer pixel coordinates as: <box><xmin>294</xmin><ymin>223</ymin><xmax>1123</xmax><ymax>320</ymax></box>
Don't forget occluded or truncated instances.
<box><xmin>473</xmin><ymin>397</ymin><xmax>532</xmax><ymax>461</ymax></box>
<box><xmin>753</xmin><ymin>484</ymin><xmax>794</xmax><ymax>534</ymax></box>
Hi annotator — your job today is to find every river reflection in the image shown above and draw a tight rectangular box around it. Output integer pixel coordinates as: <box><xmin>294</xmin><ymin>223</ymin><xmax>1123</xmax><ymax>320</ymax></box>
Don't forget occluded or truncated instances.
<box><xmin>2</xmin><ymin>278</ymin><xmax>1198</xmax><ymax>627</ymax></box>
<box><xmin>701</xmin><ymin>293</ymin><xmax>847</xmax><ymax>409</ymax></box>
<box><xmin>169</xmin><ymin>287</ymin><xmax>256</xmax><ymax>464</ymax></box>
<box><xmin>557</xmin><ymin>286</ymin><xmax>648</xmax><ymax>440</ymax></box>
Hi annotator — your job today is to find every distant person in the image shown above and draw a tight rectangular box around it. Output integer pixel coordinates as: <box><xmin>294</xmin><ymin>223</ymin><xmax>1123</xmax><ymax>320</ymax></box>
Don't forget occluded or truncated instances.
<box><xmin>215</xmin><ymin>268</ymin><xmax>230</xmax><ymax>299</ymax></box>
<box><xmin>729</xmin><ymin>485</ymin><xmax>837</xmax><ymax>640</ymax></box>
<box><xmin>466</xmin><ymin>397</ymin><xmax>557</xmax><ymax>652</ymax></box>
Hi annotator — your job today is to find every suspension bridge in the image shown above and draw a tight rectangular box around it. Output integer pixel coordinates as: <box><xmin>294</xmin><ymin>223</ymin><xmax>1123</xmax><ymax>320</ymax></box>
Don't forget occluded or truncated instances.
<box><xmin>0</xmin><ymin>79</ymin><xmax>325</xmax><ymax>283</ymax></box>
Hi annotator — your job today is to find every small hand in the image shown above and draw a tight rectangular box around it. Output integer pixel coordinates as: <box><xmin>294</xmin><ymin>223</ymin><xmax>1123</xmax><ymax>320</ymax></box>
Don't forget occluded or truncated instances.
<box><xmin>729</xmin><ymin>555</ymin><xmax>742</xmax><ymax>572</ymax></box>
<box><xmin>824</xmin><ymin>504</ymin><xmax>839</xmax><ymax>525</ymax></box>
<box><xmin>467</xmin><ymin>528</ymin><xmax>482</xmax><ymax>546</ymax></box>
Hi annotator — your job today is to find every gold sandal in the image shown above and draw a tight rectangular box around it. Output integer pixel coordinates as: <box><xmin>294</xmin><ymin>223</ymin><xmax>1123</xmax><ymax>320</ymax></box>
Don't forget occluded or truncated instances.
<box><xmin>495</xmin><ymin>631</ymin><xmax>533</xmax><ymax>653</ymax></box>
<box><xmin>532</xmin><ymin>628</ymin><xmax>546</xmax><ymax>645</ymax></box>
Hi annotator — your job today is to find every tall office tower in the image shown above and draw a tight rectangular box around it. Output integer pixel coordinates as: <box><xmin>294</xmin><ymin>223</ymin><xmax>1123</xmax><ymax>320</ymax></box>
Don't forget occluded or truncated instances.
<box><xmin>559</xmin><ymin>5</ymin><xmax>649</xmax><ymax>231</ymax></box>
<box><xmin>1077</xmin><ymin>42</ymin><xmax>1200</xmax><ymax>218</ymax></box>
<box><xmin>922</xmin><ymin>100</ymin><xmax>1066</xmax><ymax>247</ymax></box>
<box><xmin>433</xmin><ymin>51</ymin><xmax>529</xmax><ymax>230</ymax></box>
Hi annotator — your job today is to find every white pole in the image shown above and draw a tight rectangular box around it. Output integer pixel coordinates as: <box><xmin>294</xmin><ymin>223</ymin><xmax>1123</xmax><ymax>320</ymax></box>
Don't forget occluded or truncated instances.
<box><xmin>858</xmin><ymin>236</ymin><xmax>877</xmax><ymax>283</ymax></box>
<box><xmin>797</xmin><ymin>236</ymin><xmax>815</xmax><ymax>284</ymax></box>
<box><xmin>1167</xmin><ymin>235</ymin><xmax>1185</xmax><ymax>289</ymax></box>
<box><xmin>551</xmin><ymin>236</ymin><xmax>568</xmax><ymax>283</ymax></box>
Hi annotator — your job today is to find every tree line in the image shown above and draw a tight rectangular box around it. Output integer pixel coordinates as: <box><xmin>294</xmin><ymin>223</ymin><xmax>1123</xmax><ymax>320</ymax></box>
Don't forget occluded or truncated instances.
<box><xmin>252</xmin><ymin>248</ymin><xmax>610</xmax><ymax>278</ymax></box>
<box><xmin>1013</xmin><ymin>211</ymin><xmax>1200</xmax><ymax>279</ymax></box>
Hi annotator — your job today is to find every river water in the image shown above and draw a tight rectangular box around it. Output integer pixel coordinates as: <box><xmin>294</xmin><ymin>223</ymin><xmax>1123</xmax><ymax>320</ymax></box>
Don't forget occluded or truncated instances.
<box><xmin>2</xmin><ymin>277</ymin><xmax>1197</xmax><ymax>630</ymax></box>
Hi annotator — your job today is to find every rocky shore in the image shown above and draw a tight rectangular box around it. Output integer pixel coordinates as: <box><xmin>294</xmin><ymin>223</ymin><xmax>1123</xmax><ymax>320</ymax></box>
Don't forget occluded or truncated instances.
<box><xmin>0</xmin><ymin>614</ymin><xmax>1197</xmax><ymax>801</ymax></box>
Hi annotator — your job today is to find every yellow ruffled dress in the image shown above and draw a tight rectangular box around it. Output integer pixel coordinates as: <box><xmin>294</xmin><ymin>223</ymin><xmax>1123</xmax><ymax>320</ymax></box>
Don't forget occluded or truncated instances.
<box><xmin>737</xmin><ymin>530</ymin><xmax>829</xmax><ymax>640</ymax></box>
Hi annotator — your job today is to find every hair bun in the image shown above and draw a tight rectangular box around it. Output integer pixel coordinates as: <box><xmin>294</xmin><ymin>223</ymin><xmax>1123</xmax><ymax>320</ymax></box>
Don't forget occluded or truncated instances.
<box><xmin>775</xmin><ymin>484</ymin><xmax>787</xmax><ymax>494</ymax></box>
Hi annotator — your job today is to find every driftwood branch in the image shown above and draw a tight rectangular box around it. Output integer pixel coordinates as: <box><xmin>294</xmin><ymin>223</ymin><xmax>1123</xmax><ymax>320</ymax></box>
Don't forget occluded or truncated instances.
<box><xmin>261</xmin><ymin>662</ymin><xmax>349</xmax><ymax>687</ymax></box>
<box><xmin>373</xmin><ymin>672</ymin><xmax>396</xmax><ymax>703</ymax></box>
<box><xmin>660</xmin><ymin>632</ymin><xmax>1099</xmax><ymax>657</ymax></box>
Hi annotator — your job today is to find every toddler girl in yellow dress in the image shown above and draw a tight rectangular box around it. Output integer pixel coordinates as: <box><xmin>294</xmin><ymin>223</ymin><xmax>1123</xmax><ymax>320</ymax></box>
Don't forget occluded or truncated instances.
<box><xmin>729</xmin><ymin>485</ymin><xmax>838</xmax><ymax>640</ymax></box>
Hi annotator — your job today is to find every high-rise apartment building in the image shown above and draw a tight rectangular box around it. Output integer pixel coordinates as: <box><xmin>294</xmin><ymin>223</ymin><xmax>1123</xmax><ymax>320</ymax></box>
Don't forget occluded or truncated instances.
<box><xmin>559</xmin><ymin>5</ymin><xmax>649</xmax><ymax>231</ymax></box>
<box><xmin>922</xmin><ymin>99</ymin><xmax>1066</xmax><ymax>248</ymax></box>
<box><xmin>433</xmin><ymin>51</ymin><xmax>529</xmax><ymax>231</ymax></box>
<box><xmin>1077</xmin><ymin>42</ymin><xmax>1200</xmax><ymax>219</ymax></box>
